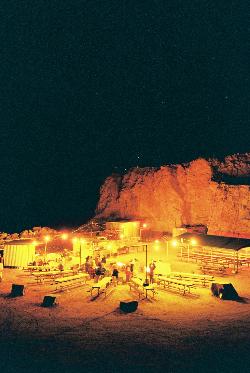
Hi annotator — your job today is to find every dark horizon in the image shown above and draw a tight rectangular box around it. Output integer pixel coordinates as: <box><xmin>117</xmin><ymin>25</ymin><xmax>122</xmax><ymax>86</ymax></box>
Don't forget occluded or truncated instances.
<box><xmin>1</xmin><ymin>1</ymin><xmax>250</xmax><ymax>233</ymax></box>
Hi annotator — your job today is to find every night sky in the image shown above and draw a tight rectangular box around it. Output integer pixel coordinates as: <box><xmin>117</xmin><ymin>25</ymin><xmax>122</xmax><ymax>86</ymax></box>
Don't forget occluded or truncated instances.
<box><xmin>0</xmin><ymin>1</ymin><xmax>249</xmax><ymax>233</ymax></box>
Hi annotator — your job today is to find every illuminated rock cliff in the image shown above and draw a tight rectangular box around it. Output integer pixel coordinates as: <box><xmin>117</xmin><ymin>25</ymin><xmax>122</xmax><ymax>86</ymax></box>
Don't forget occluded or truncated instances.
<box><xmin>95</xmin><ymin>154</ymin><xmax>250</xmax><ymax>236</ymax></box>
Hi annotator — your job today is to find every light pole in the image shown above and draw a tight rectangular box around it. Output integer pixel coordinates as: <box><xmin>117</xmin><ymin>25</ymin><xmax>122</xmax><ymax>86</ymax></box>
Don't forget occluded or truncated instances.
<box><xmin>79</xmin><ymin>239</ymin><xmax>85</xmax><ymax>268</ymax></box>
<box><xmin>144</xmin><ymin>244</ymin><xmax>149</xmax><ymax>286</ymax></box>
<box><xmin>44</xmin><ymin>235</ymin><xmax>50</xmax><ymax>263</ymax></box>
<box><xmin>140</xmin><ymin>223</ymin><xmax>148</xmax><ymax>241</ymax></box>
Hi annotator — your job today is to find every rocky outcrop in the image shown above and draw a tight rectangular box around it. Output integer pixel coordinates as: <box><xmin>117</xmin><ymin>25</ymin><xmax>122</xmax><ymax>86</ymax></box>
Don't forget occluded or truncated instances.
<box><xmin>210</xmin><ymin>153</ymin><xmax>250</xmax><ymax>177</ymax></box>
<box><xmin>95</xmin><ymin>153</ymin><xmax>250</xmax><ymax>236</ymax></box>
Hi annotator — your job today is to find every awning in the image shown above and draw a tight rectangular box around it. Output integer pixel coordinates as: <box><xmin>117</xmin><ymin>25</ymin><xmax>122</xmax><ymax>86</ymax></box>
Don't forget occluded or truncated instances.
<box><xmin>176</xmin><ymin>233</ymin><xmax>250</xmax><ymax>251</ymax></box>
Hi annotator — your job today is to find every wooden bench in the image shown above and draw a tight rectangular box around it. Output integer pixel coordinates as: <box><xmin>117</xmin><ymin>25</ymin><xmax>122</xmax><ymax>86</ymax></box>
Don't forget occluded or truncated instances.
<box><xmin>239</xmin><ymin>258</ymin><xmax>250</xmax><ymax>267</ymax></box>
<box><xmin>200</xmin><ymin>264</ymin><xmax>226</xmax><ymax>275</ymax></box>
<box><xmin>167</xmin><ymin>272</ymin><xmax>214</xmax><ymax>287</ymax></box>
<box><xmin>129</xmin><ymin>278</ymin><xmax>156</xmax><ymax>299</ymax></box>
<box><xmin>31</xmin><ymin>269</ymin><xmax>77</xmax><ymax>284</ymax></box>
<box><xmin>90</xmin><ymin>277</ymin><xmax>113</xmax><ymax>297</ymax></box>
<box><xmin>55</xmin><ymin>274</ymin><xmax>89</xmax><ymax>291</ymax></box>
<box><xmin>25</xmin><ymin>265</ymin><xmax>51</xmax><ymax>273</ymax></box>
<box><xmin>157</xmin><ymin>276</ymin><xmax>195</xmax><ymax>295</ymax></box>
<box><xmin>32</xmin><ymin>270</ymin><xmax>63</xmax><ymax>283</ymax></box>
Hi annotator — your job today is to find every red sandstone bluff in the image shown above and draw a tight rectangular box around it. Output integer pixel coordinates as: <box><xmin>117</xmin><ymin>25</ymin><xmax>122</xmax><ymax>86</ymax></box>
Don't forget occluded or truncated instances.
<box><xmin>95</xmin><ymin>153</ymin><xmax>250</xmax><ymax>237</ymax></box>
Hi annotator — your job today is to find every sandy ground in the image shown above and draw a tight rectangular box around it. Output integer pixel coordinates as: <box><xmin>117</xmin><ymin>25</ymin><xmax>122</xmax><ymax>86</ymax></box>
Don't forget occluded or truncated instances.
<box><xmin>0</xmin><ymin>253</ymin><xmax>250</xmax><ymax>373</ymax></box>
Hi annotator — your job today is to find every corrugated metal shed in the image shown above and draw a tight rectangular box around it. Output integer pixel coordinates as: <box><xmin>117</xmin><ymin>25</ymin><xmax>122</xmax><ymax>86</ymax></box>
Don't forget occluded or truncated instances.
<box><xmin>4</xmin><ymin>240</ymin><xmax>36</xmax><ymax>267</ymax></box>
<box><xmin>177</xmin><ymin>233</ymin><xmax>250</xmax><ymax>251</ymax></box>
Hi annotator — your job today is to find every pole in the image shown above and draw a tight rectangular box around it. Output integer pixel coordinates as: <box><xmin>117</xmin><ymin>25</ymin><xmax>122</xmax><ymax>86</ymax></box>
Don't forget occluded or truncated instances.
<box><xmin>79</xmin><ymin>241</ymin><xmax>82</xmax><ymax>267</ymax></box>
<box><xmin>145</xmin><ymin>244</ymin><xmax>148</xmax><ymax>285</ymax></box>
<box><xmin>44</xmin><ymin>242</ymin><xmax>47</xmax><ymax>263</ymax></box>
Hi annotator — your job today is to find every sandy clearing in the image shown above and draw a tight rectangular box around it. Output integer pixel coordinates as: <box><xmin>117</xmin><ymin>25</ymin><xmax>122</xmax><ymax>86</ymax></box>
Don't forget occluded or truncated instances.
<box><xmin>0</xmin><ymin>261</ymin><xmax>250</xmax><ymax>373</ymax></box>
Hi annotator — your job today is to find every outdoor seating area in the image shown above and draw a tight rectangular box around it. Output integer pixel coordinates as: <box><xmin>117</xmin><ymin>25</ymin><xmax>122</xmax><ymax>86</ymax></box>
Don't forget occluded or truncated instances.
<box><xmin>166</xmin><ymin>272</ymin><xmax>214</xmax><ymax>287</ymax></box>
<box><xmin>24</xmin><ymin>265</ymin><xmax>52</xmax><ymax>273</ymax></box>
<box><xmin>55</xmin><ymin>273</ymin><xmax>89</xmax><ymax>291</ymax></box>
<box><xmin>90</xmin><ymin>276</ymin><xmax>113</xmax><ymax>297</ymax></box>
<box><xmin>199</xmin><ymin>263</ymin><xmax>227</xmax><ymax>275</ymax></box>
<box><xmin>157</xmin><ymin>275</ymin><xmax>195</xmax><ymax>295</ymax></box>
<box><xmin>31</xmin><ymin>269</ymin><xmax>78</xmax><ymax>283</ymax></box>
<box><xmin>176</xmin><ymin>233</ymin><xmax>250</xmax><ymax>274</ymax></box>
<box><xmin>129</xmin><ymin>277</ymin><xmax>156</xmax><ymax>299</ymax></box>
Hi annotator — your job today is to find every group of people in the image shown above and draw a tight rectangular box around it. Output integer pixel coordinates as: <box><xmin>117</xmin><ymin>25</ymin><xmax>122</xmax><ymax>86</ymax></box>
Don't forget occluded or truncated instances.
<box><xmin>85</xmin><ymin>255</ymin><xmax>107</xmax><ymax>280</ymax></box>
<box><xmin>83</xmin><ymin>255</ymin><xmax>157</xmax><ymax>284</ymax></box>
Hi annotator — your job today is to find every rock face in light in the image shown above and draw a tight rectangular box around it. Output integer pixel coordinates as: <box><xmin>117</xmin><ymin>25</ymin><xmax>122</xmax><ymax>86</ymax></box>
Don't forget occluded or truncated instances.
<box><xmin>95</xmin><ymin>153</ymin><xmax>250</xmax><ymax>236</ymax></box>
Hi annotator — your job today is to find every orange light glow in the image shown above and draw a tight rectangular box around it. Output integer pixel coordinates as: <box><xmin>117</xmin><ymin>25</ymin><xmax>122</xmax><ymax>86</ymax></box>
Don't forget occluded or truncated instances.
<box><xmin>143</xmin><ymin>223</ymin><xmax>147</xmax><ymax>228</ymax></box>
<box><xmin>190</xmin><ymin>239</ymin><xmax>197</xmax><ymax>246</ymax></box>
<box><xmin>72</xmin><ymin>237</ymin><xmax>78</xmax><ymax>244</ymax></box>
<box><xmin>44</xmin><ymin>235</ymin><xmax>50</xmax><ymax>242</ymax></box>
<box><xmin>61</xmin><ymin>233</ymin><xmax>68</xmax><ymax>240</ymax></box>
<box><xmin>155</xmin><ymin>239</ymin><xmax>159</xmax><ymax>243</ymax></box>
<box><xmin>120</xmin><ymin>234</ymin><xmax>124</xmax><ymax>239</ymax></box>
<box><xmin>32</xmin><ymin>240</ymin><xmax>37</xmax><ymax>246</ymax></box>
<box><xmin>171</xmin><ymin>239</ymin><xmax>178</xmax><ymax>247</ymax></box>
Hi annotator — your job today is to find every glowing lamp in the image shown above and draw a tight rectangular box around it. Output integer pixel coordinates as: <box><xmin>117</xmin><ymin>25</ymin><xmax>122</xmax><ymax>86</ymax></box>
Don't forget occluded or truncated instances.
<box><xmin>120</xmin><ymin>234</ymin><xmax>124</xmax><ymax>239</ymax></box>
<box><xmin>32</xmin><ymin>240</ymin><xmax>37</xmax><ymax>246</ymax></box>
<box><xmin>61</xmin><ymin>233</ymin><xmax>68</xmax><ymax>240</ymax></box>
<box><xmin>72</xmin><ymin>238</ymin><xmax>78</xmax><ymax>244</ymax></box>
<box><xmin>143</xmin><ymin>223</ymin><xmax>147</xmax><ymax>228</ymax></box>
<box><xmin>171</xmin><ymin>239</ymin><xmax>178</xmax><ymax>247</ymax></box>
<box><xmin>190</xmin><ymin>239</ymin><xmax>197</xmax><ymax>246</ymax></box>
<box><xmin>44</xmin><ymin>235</ymin><xmax>50</xmax><ymax>243</ymax></box>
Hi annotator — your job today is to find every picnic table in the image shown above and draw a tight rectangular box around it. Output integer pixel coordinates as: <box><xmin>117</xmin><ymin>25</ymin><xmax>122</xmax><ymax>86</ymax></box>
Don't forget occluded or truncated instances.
<box><xmin>55</xmin><ymin>273</ymin><xmax>89</xmax><ymax>291</ymax></box>
<box><xmin>157</xmin><ymin>276</ymin><xmax>194</xmax><ymax>295</ymax></box>
<box><xmin>32</xmin><ymin>270</ymin><xmax>76</xmax><ymax>283</ymax></box>
<box><xmin>129</xmin><ymin>278</ymin><xmax>156</xmax><ymax>299</ymax></box>
<box><xmin>199</xmin><ymin>264</ymin><xmax>226</xmax><ymax>275</ymax></box>
<box><xmin>32</xmin><ymin>270</ymin><xmax>63</xmax><ymax>283</ymax></box>
<box><xmin>90</xmin><ymin>276</ymin><xmax>113</xmax><ymax>297</ymax></box>
<box><xmin>25</xmin><ymin>265</ymin><xmax>51</xmax><ymax>273</ymax></box>
<box><xmin>167</xmin><ymin>272</ymin><xmax>214</xmax><ymax>287</ymax></box>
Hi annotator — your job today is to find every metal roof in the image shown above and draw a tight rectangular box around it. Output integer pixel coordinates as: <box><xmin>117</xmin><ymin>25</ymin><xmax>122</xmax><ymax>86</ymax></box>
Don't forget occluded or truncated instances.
<box><xmin>177</xmin><ymin>233</ymin><xmax>250</xmax><ymax>251</ymax></box>
<box><xmin>4</xmin><ymin>239</ymin><xmax>36</xmax><ymax>246</ymax></box>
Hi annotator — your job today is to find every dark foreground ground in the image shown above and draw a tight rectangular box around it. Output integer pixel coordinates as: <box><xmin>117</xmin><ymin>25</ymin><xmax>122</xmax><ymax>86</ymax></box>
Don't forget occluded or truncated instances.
<box><xmin>1</xmin><ymin>315</ymin><xmax>250</xmax><ymax>373</ymax></box>
<box><xmin>0</xmin><ymin>267</ymin><xmax>250</xmax><ymax>373</ymax></box>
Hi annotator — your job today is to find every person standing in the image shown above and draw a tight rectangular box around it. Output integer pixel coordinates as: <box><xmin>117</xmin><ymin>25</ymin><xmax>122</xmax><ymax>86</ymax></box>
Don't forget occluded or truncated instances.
<box><xmin>112</xmin><ymin>267</ymin><xmax>119</xmax><ymax>286</ymax></box>
<box><xmin>125</xmin><ymin>265</ymin><xmax>132</xmax><ymax>282</ymax></box>
<box><xmin>149</xmin><ymin>261</ymin><xmax>156</xmax><ymax>284</ymax></box>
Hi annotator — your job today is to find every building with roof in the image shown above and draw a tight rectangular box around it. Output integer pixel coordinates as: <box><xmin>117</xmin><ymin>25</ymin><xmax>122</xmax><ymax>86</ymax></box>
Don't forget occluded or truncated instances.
<box><xmin>3</xmin><ymin>239</ymin><xmax>36</xmax><ymax>267</ymax></box>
